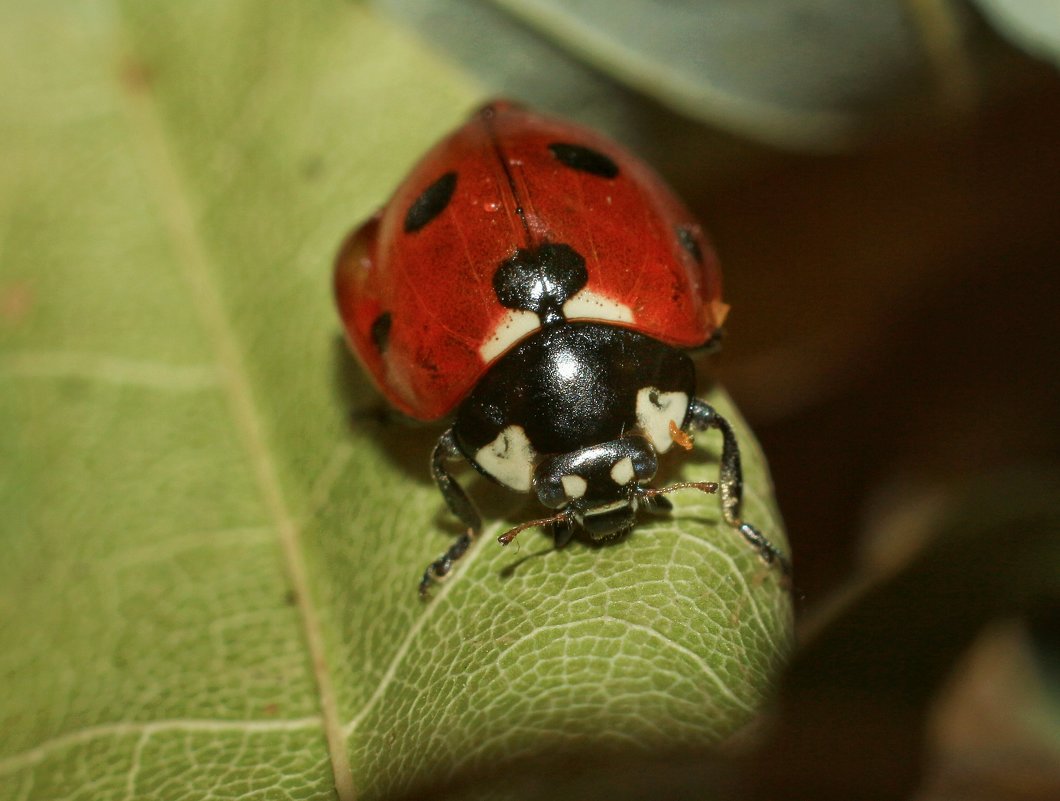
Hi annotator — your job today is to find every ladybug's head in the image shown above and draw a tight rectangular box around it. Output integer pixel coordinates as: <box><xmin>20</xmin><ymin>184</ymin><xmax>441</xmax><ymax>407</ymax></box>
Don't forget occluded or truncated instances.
<box><xmin>496</xmin><ymin>434</ymin><xmax>721</xmax><ymax>548</ymax></box>
<box><xmin>530</xmin><ymin>435</ymin><xmax>661</xmax><ymax>541</ymax></box>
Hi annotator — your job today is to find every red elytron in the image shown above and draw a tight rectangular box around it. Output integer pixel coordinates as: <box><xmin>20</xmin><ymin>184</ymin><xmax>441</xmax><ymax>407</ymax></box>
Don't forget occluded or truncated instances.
<box><xmin>334</xmin><ymin>101</ymin><xmax>787</xmax><ymax>597</ymax></box>
<box><xmin>335</xmin><ymin>100</ymin><xmax>728</xmax><ymax>421</ymax></box>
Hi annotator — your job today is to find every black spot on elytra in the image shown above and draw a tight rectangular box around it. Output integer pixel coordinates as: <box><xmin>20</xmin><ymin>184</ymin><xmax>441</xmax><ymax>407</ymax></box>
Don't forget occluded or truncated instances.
<box><xmin>404</xmin><ymin>172</ymin><xmax>457</xmax><ymax>232</ymax></box>
<box><xmin>371</xmin><ymin>312</ymin><xmax>392</xmax><ymax>352</ymax></box>
<box><xmin>493</xmin><ymin>243</ymin><xmax>588</xmax><ymax>326</ymax></box>
<box><xmin>548</xmin><ymin>143</ymin><xmax>619</xmax><ymax>178</ymax></box>
<box><xmin>676</xmin><ymin>225</ymin><xmax>703</xmax><ymax>264</ymax></box>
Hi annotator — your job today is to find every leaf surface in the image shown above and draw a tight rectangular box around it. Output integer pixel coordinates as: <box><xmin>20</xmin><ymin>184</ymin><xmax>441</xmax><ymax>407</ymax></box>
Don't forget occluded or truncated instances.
<box><xmin>0</xmin><ymin>2</ymin><xmax>792</xmax><ymax>799</ymax></box>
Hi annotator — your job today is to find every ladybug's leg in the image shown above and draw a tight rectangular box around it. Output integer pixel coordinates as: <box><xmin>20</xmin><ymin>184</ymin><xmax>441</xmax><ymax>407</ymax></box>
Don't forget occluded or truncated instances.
<box><xmin>430</xmin><ymin>429</ymin><xmax>481</xmax><ymax>532</ymax></box>
<box><xmin>420</xmin><ymin>429</ymin><xmax>482</xmax><ymax>598</ymax></box>
<box><xmin>685</xmin><ymin>399</ymin><xmax>792</xmax><ymax>577</ymax></box>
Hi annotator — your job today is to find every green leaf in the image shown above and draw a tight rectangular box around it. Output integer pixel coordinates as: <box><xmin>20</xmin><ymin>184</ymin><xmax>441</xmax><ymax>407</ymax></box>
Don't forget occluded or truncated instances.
<box><xmin>0</xmin><ymin>2</ymin><xmax>793</xmax><ymax>799</ymax></box>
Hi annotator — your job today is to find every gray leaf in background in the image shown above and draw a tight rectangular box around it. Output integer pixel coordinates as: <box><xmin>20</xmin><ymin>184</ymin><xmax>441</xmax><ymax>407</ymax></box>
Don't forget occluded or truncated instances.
<box><xmin>370</xmin><ymin>0</ymin><xmax>708</xmax><ymax>161</ymax></box>
<box><xmin>374</xmin><ymin>0</ymin><xmax>942</xmax><ymax>149</ymax></box>
<box><xmin>973</xmin><ymin>0</ymin><xmax>1060</xmax><ymax>67</ymax></box>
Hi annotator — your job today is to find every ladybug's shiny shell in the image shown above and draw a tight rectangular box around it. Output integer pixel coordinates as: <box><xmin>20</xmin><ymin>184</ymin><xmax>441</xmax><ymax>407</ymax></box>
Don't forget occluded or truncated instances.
<box><xmin>334</xmin><ymin>101</ymin><xmax>728</xmax><ymax>421</ymax></box>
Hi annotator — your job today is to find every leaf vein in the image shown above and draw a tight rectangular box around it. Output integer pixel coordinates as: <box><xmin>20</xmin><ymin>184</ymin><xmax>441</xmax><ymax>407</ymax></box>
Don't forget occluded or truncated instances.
<box><xmin>673</xmin><ymin>530</ymin><xmax>773</xmax><ymax>643</ymax></box>
<box><xmin>116</xmin><ymin>42</ymin><xmax>354</xmax><ymax>800</ymax></box>
<box><xmin>0</xmin><ymin>717</ymin><xmax>322</xmax><ymax>777</ymax></box>
<box><xmin>343</xmin><ymin>529</ymin><xmax>493</xmax><ymax>736</ymax></box>
<box><xmin>491</xmin><ymin>616</ymin><xmax>753</xmax><ymax>714</ymax></box>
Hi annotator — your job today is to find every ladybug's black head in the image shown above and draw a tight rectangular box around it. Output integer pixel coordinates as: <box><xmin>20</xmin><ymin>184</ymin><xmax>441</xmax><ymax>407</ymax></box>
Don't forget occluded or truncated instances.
<box><xmin>532</xmin><ymin>435</ymin><xmax>659</xmax><ymax>540</ymax></box>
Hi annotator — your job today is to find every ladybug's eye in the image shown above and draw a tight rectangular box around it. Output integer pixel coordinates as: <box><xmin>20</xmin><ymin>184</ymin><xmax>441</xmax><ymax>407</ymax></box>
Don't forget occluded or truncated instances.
<box><xmin>534</xmin><ymin>475</ymin><xmax>568</xmax><ymax>509</ymax></box>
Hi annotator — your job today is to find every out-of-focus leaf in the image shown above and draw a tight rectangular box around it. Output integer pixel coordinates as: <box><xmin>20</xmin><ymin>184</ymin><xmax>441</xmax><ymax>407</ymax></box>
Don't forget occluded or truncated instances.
<box><xmin>374</xmin><ymin>0</ymin><xmax>944</xmax><ymax>149</ymax></box>
<box><xmin>974</xmin><ymin>0</ymin><xmax>1060</xmax><ymax>67</ymax></box>
<box><xmin>0</xmin><ymin>1</ymin><xmax>792</xmax><ymax>799</ymax></box>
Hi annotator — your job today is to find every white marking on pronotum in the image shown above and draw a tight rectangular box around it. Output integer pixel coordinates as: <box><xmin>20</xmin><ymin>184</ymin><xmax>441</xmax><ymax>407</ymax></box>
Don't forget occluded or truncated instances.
<box><xmin>475</xmin><ymin>425</ymin><xmax>536</xmax><ymax>491</ymax></box>
<box><xmin>479</xmin><ymin>309</ymin><xmax>540</xmax><ymax>361</ymax></box>
<box><xmin>561</xmin><ymin>474</ymin><xmax>588</xmax><ymax>498</ymax></box>
<box><xmin>610</xmin><ymin>456</ymin><xmax>635</xmax><ymax>485</ymax></box>
<box><xmin>562</xmin><ymin>289</ymin><xmax>634</xmax><ymax>324</ymax></box>
<box><xmin>636</xmin><ymin>387</ymin><xmax>690</xmax><ymax>454</ymax></box>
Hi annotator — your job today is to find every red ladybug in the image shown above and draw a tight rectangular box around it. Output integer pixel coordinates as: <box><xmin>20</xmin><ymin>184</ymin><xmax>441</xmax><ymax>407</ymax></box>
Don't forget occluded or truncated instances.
<box><xmin>335</xmin><ymin>101</ymin><xmax>789</xmax><ymax>596</ymax></box>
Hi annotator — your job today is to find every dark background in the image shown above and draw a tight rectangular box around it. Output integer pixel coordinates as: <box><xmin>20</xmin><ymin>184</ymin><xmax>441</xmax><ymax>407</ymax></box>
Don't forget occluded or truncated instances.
<box><xmin>697</xmin><ymin>49</ymin><xmax>1060</xmax><ymax>604</ymax></box>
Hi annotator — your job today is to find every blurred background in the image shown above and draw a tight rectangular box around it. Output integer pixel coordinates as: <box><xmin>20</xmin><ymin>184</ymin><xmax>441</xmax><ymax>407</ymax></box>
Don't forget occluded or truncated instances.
<box><xmin>365</xmin><ymin>0</ymin><xmax>1060</xmax><ymax>798</ymax></box>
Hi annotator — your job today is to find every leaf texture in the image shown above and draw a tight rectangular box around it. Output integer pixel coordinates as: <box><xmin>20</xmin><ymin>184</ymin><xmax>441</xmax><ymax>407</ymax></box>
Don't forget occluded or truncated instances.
<box><xmin>0</xmin><ymin>2</ymin><xmax>792</xmax><ymax>799</ymax></box>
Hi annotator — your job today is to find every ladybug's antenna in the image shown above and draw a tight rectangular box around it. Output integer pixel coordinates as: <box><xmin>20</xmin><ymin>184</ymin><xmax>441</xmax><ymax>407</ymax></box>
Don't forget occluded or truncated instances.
<box><xmin>641</xmin><ymin>481</ymin><xmax>719</xmax><ymax>499</ymax></box>
<box><xmin>497</xmin><ymin>511</ymin><xmax>571</xmax><ymax>546</ymax></box>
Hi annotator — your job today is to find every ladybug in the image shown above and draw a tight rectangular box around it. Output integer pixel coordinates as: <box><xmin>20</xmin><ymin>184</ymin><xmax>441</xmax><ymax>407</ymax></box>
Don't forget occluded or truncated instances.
<box><xmin>334</xmin><ymin>101</ymin><xmax>790</xmax><ymax>597</ymax></box>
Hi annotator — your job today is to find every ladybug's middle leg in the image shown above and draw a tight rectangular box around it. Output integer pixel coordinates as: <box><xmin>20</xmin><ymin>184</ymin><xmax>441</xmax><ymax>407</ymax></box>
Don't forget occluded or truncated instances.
<box><xmin>685</xmin><ymin>399</ymin><xmax>792</xmax><ymax>578</ymax></box>
<box><xmin>420</xmin><ymin>429</ymin><xmax>482</xmax><ymax>598</ymax></box>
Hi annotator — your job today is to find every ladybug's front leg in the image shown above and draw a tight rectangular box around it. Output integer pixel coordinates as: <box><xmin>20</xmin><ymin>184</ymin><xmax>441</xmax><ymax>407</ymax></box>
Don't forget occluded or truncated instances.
<box><xmin>420</xmin><ymin>429</ymin><xmax>482</xmax><ymax>598</ymax></box>
<box><xmin>685</xmin><ymin>399</ymin><xmax>792</xmax><ymax>578</ymax></box>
